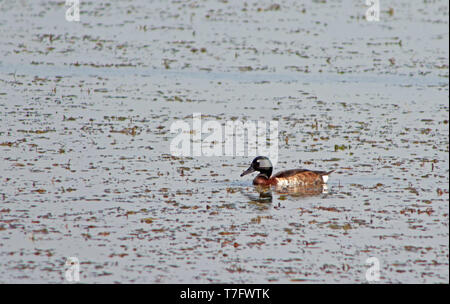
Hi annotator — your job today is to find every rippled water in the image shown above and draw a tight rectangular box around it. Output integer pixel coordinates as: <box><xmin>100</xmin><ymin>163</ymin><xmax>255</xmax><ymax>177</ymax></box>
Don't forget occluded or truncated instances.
<box><xmin>0</xmin><ymin>0</ymin><xmax>448</xmax><ymax>283</ymax></box>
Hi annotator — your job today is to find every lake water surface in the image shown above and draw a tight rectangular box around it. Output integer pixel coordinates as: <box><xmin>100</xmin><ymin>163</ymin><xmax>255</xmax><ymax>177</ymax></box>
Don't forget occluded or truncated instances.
<box><xmin>0</xmin><ymin>0</ymin><xmax>448</xmax><ymax>283</ymax></box>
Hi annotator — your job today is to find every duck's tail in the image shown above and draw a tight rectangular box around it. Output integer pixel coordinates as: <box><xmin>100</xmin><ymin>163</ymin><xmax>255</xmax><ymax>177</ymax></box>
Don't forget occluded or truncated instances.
<box><xmin>320</xmin><ymin>170</ymin><xmax>335</xmax><ymax>183</ymax></box>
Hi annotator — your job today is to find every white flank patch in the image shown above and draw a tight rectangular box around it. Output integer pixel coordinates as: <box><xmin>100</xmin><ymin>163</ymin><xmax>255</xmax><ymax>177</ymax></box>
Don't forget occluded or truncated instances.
<box><xmin>277</xmin><ymin>179</ymin><xmax>290</xmax><ymax>187</ymax></box>
<box><xmin>322</xmin><ymin>175</ymin><xmax>329</xmax><ymax>183</ymax></box>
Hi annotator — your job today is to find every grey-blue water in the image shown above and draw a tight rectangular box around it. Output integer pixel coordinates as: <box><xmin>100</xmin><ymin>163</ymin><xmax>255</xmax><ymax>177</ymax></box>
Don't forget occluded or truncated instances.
<box><xmin>0</xmin><ymin>0</ymin><xmax>448</xmax><ymax>283</ymax></box>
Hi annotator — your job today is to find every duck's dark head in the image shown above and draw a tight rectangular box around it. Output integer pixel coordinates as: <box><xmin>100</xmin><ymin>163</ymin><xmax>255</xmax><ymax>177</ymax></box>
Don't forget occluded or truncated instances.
<box><xmin>240</xmin><ymin>156</ymin><xmax>273</xmax><ymax>178</ymax></box>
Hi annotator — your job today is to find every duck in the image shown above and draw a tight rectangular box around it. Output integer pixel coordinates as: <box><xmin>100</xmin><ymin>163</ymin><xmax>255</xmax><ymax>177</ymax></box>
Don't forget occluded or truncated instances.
<box><xmin>240</xmin><ymin>156</ymin><xmax>334</xmax><ymax>187</ymax></box>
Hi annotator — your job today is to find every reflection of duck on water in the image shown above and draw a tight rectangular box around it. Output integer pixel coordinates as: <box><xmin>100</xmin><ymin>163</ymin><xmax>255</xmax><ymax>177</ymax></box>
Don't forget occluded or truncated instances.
<box><xmin>240</xmin><ymin>186</ymin><xmax>273</xmax><ymax>204</ymax></box>
<box><xmin>241</xmin><ymin>183</ymin><xmax>328</xmax><ymax>205</ymax></box>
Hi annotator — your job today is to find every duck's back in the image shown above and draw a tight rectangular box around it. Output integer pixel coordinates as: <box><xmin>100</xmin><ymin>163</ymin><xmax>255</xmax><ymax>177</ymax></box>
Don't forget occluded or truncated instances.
<box><xmin>271</xmin><ymin>169</ymin><xmax>331</xmax><ymax>187</ymax></box>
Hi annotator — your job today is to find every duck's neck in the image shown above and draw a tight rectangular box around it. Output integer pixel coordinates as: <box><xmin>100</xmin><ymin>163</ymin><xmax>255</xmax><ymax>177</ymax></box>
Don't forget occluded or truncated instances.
<box><xmin>253</xmin><ymin>174</ymin><xmax>269</xmax><ymax>185</ymax></box>
<box><xmin>253</xmin><ymin>171</ymin><xmax>275</xmax><ymax>186</ymax></box>
<box><xmin>259</xmin><ymin>168</ymin><xmax>272</xmax><ymax>178</ymax></box>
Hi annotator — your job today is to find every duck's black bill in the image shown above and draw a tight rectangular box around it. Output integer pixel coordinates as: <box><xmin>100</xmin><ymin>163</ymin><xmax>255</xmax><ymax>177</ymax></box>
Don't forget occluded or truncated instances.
<box><xmin>240</xmin><ymin>166</ymin><xmax>255</xmax><ymax>177</ymax></box>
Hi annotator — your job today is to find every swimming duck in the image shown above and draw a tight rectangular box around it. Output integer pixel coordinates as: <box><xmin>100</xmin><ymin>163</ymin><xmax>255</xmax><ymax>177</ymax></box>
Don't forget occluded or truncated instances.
<box><xmin>240</xmin><ymin>156</ymin><xmax>334</xmax><ymax>187</ymax></box>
